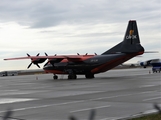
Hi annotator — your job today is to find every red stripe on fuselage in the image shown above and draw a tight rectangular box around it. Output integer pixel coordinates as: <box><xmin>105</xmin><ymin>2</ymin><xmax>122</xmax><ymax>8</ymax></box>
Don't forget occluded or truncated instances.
<box><xmin>44</xmin><ymin>55</ymin><xmax>95</xmax><ymax>74</ymax></box>
<box><xmin>44</xmin><ymin>70</ymin><xmax>67</xmax><ymax>74</ymax></box>
<box><xmin>91</xmin><ymin>52</ymin><xmax>143</xmax><ymax>74</ymax></box>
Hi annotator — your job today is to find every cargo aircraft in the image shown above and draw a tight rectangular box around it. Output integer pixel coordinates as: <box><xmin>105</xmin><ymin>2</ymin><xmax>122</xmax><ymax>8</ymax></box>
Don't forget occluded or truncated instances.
<box><xmin>4</xmin><ymin>20</ymin><xmax>144</xmax><ymax>79</ymax></box>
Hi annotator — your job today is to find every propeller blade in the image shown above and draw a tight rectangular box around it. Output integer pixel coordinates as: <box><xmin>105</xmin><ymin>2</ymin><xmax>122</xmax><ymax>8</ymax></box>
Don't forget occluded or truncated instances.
<box><xmin>36</xmin><ymin>53</ymin><xmax>40</xmax><ymax>56</ymax></box>
<box><xmin>27</xmin><ymin>63</ymin><xmax>32</xmax><ymax>69</ymax></box>
<box><xmin>36</xmin><ymin>64</ymin><xmax>40</xmax><ymax>68</ymax></box>
<box><xmin>27</xmin><ymin>53</ymin><xmax>30</xmax><ymax>57</ymax></box>
<box><xmin>44</xmin><ymin>61</ymin><xmax>49</xmax><ymax>66</ymax></box>
<box><xmin>45</xmin><ymin>52</ymin><xmax>48</xmax><ymax>56</ymax></box>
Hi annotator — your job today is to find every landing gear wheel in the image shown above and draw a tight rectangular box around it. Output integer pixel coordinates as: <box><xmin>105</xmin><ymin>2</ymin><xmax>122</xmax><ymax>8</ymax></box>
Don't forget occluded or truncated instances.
<box><xmin>85</xmin><ymin>73</ymin><xmax>94</xmax><ymax>79</ymax></box>
<box><xmin>68</xmin><ymin>74</ymin><xmax>77</xmax><ymax>80</ymax></box>
<box><xmin>53</xmin><ymin>75</ymin><xmax>58</xmax><ymax>79</ymax></box>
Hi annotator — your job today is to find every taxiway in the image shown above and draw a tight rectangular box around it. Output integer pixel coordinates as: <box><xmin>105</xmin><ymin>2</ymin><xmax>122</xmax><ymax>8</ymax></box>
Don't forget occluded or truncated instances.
<box><xmin>0</xmin><ymin>68</ymin><xmax>160</xmax><ymax>120</ymax></box>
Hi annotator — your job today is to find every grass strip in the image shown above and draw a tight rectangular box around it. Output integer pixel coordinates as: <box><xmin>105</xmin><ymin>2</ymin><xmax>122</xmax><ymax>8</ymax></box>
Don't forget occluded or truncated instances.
<box><xmin>130</xmin><ymin>113</ymin><xmax>161</xmax><ymax>120</ymax></box>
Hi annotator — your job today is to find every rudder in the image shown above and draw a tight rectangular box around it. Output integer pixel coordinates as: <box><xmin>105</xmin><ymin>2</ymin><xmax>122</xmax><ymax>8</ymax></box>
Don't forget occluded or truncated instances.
<box><xmin>102</xmin><ymin>20</ymin><xmax>144</xmax><ymax>55</ymax></box>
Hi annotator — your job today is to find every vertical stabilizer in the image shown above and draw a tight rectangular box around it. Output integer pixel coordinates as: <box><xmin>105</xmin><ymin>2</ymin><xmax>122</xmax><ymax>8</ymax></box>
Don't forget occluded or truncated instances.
<box><xmin>102</xmin><ymin>20</ymin><xmax>144</xmax><ymax>55</ymax></box>
<box><xmin>123</xmin><ymin>20</ymin><xmax>140</xmax><ymax>44</ymax></box>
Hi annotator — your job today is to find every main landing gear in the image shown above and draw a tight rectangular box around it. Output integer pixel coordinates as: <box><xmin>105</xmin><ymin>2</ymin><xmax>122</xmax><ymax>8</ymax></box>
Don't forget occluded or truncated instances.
<box><xmin>68</xmin><ymin>74</ymin><xmax>77</xmax><ymax>79</ymax></box>
<box><xmin>53</xmin><ymin>74</ymin><xmax>77</xmax><ymax>80</ymax></box>
<box><xmin>85</xmin><ymin>73</ymin><xmax>94</xmax><ymax>79</ymax></box>
<box><xmin>53</xmin><ymin>73</ymin><xmax>94</xmax><ymax>80</ymax></box>
<box><xmin>53</xmin><ymin>74</ymin><xmax>58</xmax><ymax>79</ymax></box>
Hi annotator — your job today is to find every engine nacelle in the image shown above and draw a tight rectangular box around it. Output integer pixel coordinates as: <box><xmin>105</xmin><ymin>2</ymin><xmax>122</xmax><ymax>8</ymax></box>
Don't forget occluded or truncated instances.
<box><xmin>27</xmin><ymin>53</ymin><xmax>47</xmax><ymax>69</ymax></box>
<box><xmin>32</xmin><ymin>58</ymin><xmax>47</xmax><ymax>64</ymax></box>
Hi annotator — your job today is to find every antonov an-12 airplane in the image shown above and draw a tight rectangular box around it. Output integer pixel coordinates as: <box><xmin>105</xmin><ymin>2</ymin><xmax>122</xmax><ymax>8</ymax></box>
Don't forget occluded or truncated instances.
<box><xmin>4</xmin><ymin>20</ymin><xmax>144</xmax><ymax>79</ymax></box>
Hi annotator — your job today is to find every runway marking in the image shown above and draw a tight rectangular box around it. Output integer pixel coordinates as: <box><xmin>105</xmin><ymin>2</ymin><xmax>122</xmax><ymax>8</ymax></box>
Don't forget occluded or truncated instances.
<box><xmin>143</xmin><ymin>96</ymin><xmax>161</xmax><ymax>101</ymax></box>
<box><xmin>139</xmin><ymin>85</ymin><xmax>156</xmax><ymax>88</ymax></box>
<box><xmin>0</xmin><ymin>90</ymin><xmax>49</xmax><ymax>96</ymax></box>
<box><xmin>100</xmin><ymin>117</ymin><xmax>120</xmax><ymax>120</ymax></box>
<box><xmin>140</xmin><ymin>91</ymin><xmax>157</xmax><ymax>94</ymax></box>
<box><xmin>88</xmin><ymin>91</ymin><xmax>157</xmax><ymax>101</ymax></box>
<box><xmin>0</xmin><ymin>98</ymin><xmax>37</xmax><ymax>104</ymax></box>
<box><xmin>70</xmin><ymin>105</ymin><xmax>111</xmax><ymax>113</ymax></box>
<box><xmin>0</xmin><ymin>100</ymin><xmax>85</xmax><ymax>114</ymax></box>
<box><xmin>0</xmin><ymin>91</ymin><xmax>157</xmax><ymax>114</ymax></box>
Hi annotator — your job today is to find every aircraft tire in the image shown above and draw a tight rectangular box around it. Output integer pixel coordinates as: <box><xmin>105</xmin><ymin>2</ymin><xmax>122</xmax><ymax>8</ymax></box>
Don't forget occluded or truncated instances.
<box><xmin>68</xmin><ymin>74</ymin><xmax>77</xmax><ymax>80</ymax></box>
<box><xmin>53</xmin><ymin>75</ymin><xmax>58</xmax><ymax>80</ymax></box>
<box><xmin>85</xmin><ymin>73</ymin><xmax>94</xmax><ymax>79</ymax></box>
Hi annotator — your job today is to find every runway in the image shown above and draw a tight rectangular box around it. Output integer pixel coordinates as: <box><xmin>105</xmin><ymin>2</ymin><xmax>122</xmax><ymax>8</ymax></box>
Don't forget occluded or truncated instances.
<box><xmin>0</xmin><ymin>68</ymin><xmax>160</xmax><ymax>120</ymax></box>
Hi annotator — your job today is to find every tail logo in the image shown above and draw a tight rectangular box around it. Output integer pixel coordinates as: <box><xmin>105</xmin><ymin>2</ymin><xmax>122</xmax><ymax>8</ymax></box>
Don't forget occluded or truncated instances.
<box><xmin>129</xmin><ymin>30</ymin><xmax>134</xmax><ymax>35</ymax></box>
<box><xmin>126</xmin><ymin>29</ymin><xmax>137</xmax><ymax>39</ymax></box>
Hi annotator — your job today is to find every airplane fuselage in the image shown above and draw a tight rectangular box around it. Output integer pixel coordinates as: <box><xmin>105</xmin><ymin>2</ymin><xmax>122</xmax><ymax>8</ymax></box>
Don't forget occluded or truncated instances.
<box><xmin>43</xmin><ymin>52</ymin><xmax>143</xmax><ymax>75</ymax></box>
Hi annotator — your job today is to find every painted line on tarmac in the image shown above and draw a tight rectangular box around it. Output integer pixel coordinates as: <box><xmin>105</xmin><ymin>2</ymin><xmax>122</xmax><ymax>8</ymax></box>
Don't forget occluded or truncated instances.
<box><xmin>139</xmin><ymin>85</ymin><xmax>156</xmax><ymax>88</ymax></box>
<box><xmin>99</xmin><ymin>117</ymin><xmax>120</xmax><ymax>120</ymax></box>
<box><xmin>88</xmin><ymin>90</ymin><xmax>157</xmax><ymax>101</ymax></box>
<box><xmin>143</xmin><ymin>96</ymin><xmax>161</xmax><ymax>101</ymax></box>
<box><xmin>0</xmin><ymin>100</ymin><xmax>85</xmax><ymax>114</ymax></box>
<box><xmin>0</xmin><ymin>90</ymin><xmax>50</xmax><ymax>96</ymax></box>
<box><xmin>0</xmin><ymin>98</ymin><xmax>37</xmax><ymax>104</ymax></box>
<box><xmin>0</xmin><ymin>90</ymin><xmax>157</xmax><ymax>114</ymax></box>
<box><xmin>70</xmin><ymin>105</ymin><xmax>111</xmax><ymax>113</ymax></box>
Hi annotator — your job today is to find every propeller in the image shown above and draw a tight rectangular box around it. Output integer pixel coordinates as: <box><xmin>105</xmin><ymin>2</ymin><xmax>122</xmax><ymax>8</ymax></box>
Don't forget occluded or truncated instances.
<box><xmin>27</xmin><ymin>53</ymin><xmax>40</xmax><ymax>69</ymax></box>
<box><xmin>44</xmin><ymin>52</ymin><xmax>49</xmax><ymax>66</ymax></box>
<box><xmin>44</xmin><ymin>53</ymin><xmax>57</xmax><ymax>66</ymax></box>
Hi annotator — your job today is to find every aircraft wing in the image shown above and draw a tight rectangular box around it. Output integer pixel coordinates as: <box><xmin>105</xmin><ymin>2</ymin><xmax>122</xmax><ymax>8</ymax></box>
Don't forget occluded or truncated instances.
<box><xmin>4</xmin><ymin>56</ymin><xmax>65</xmax><ymax>60</ymax></box>
<box><xmin>4</xmin><ymin>55</ymin><xmax>94</xmax><ymax>62</ymax></box>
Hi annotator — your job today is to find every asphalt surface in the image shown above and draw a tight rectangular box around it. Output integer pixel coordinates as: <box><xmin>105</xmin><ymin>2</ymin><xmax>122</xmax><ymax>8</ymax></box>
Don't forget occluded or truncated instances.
<box><xmin>0</xmin><ymin>68</ymin><xmax>160</xmax><ymax>120</ymax></box>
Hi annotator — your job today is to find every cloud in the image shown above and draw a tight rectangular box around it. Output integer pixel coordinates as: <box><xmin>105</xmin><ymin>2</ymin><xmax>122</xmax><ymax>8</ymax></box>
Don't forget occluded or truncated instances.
<box><xmin>0</xmin><ymin>0</ymin><xmax>160</xmax><ymax>28</ymax></box>
<box><xmin>0</xmin><ymin>0</ymin><xmax>160</xmax><ymax>70</ymax></box>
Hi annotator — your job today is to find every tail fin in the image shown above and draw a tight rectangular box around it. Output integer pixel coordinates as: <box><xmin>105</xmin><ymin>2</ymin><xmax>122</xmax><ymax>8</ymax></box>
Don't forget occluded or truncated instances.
<box><xmin>102</xmin><ymin>20</ymin><xmax>144</xmax><ymax>55</ymax></box>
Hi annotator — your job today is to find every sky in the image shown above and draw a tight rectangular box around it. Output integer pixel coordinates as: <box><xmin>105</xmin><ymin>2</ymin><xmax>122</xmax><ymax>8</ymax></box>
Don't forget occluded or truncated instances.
<box><xmin>0</xmin><ymin>0</ymin><xmax>160</xmax><ymax>71</ymax></box>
